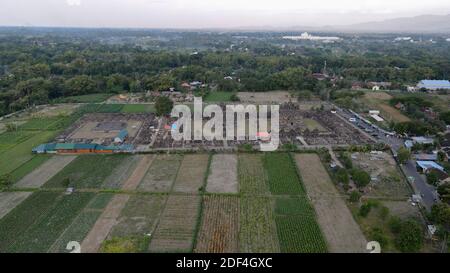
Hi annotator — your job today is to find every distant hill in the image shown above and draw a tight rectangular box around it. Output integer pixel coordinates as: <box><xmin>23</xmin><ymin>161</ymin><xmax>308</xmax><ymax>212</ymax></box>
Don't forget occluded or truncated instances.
<box><xmin>337</xmin><ymin>14</ymin><xmax>450</xmax><ymax>33</ymax></box>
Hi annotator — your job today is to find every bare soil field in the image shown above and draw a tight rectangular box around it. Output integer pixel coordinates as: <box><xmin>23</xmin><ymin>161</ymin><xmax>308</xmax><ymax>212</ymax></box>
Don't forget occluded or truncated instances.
<box><xmin>351</xmin><ymin>152</ymin><xmax>411</xmax><ymax>198</ymax></box>
<box><xmin>138</xmin><ymin>154</ymin><xmax>182</xmax><ymax>192</ymax></box>
<box><xmin>32</xmin><ymin>104</ymin><xmax>80</xmax><ymax>117</ymax></box>
<box><xmin>295</xmin><ymin>154</ymin><xmax>367</xmax><ymax>253</ymax></box>
<box><xmin>15</xmin><ymin>156</ymin><xmax>77</xmax><ymax>188</ymax></box>
<box><xmin>195</xmin><ymin>195</ymin><xmax>239</xmax><ymax>253</ymax></box>
<box><xmin>206</xmin><ymin>154</ymin><xmax>238</xmax><ymax>194</ymax></box>
<box><xmin>149</xmin><ymin>195</ymin><xmax>201</xmax><ymax>253</ymax></box>
<box><xmin>238</xmin><ymin>91</ymin><xmax>292</xmax><ymax>104</ymax></box>
<box><xmin>70</xmin><ymin>120</ymin><xmax>142</xmax><ymax>139</ymax></box>
<box><xmin>238</xmin><ymin>154</ymin><xmax>269</xmax><ymax>195</ymax></box>
<box><xmin>0</xmin><ymin>192</ymin><xmax>32</xmax><ymax>220</ymax></box>
<box><xmin>173</xmin><ymin>154</ymin><xmax>209</xmax><ymax>193</ymax></box>
<box><xmin>382</xmin><ymin>201</ymin><xmax>422</xmax><ymax>221</ymax></box>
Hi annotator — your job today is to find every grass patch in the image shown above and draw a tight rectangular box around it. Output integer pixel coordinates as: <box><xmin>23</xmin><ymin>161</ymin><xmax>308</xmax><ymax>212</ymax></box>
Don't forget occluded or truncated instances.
<box><xmin>101</xmin><ymin>236</ymin><xmax>151</xmax><ymax>253</ymax></box>
<box><xmin>0</xmin><ymin>130</ymin><xmax>56</xmax><ymax>176</ymax></box>
<box><xmin>97</xmin><ymin>104</ymin><xmax>124</xmax><ymax>113</ymax></box>
<box><xmin>121</xmin><ymin>104</ymin><xmax>155</xmax><ymax>113</ymax></box>
<box><xmin>204</xmin><ymin>92</ymin><xmax>234</xmax><ymax>102</ymax></box>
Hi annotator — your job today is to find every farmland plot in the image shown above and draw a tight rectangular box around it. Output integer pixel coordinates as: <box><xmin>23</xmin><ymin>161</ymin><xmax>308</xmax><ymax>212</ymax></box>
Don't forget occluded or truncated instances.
<box><xmin>49</xmin><ymin>193</ymin><xmax>114</xmax><ymax>253</ymax></box>
<box><xmin>138</xmin><ymin>154</ymin><xmax>182</xmax><ymax>192</ymax></box>
<box><xmin>102</xmin><ymin>155</ymin><xmax>148</xmax><ymax>189</ymax></box>
<box><xmin>239</xmin><ymin>197</ymin><xmax>280</xmax><ymax>253</ymax></box>
<box><xmin>15</xmin><ymin>156</ymin><xmax>77</xmax><ymax>188</ymax></box>
<box><xmin>4</xmin><ymin>192</ymin><xmax>95</xmax><ymax>253</ymax></box>
<box><xmin>100</xmin><ymin>195</ymin><xmax>166</xmax><ymax>253</ymax></box>
<box><xmin>173</xmin><ymin>154</ymin><xmax>209</xmax><ymax>193</ymax></box>
<box><xmin>274</xmin><ymin>197</ymin><xmax>327</xmax><ymax>253</ymax></box>
<box><xmin>238</xmin><ymin>154</ymin><xmax>269</xmax><ymax>195</ymax></box>
<box><xmin>109</xmin><ymin>194</ymin><xmax>166</xmax><ymax>238</ymax></box>
<box><xmin>9</xmin><ymin>155</ymin><xmax>51</xmax><ymax>184</ymax></box>
<box><xmin>0</xmin><ymin>192</ymin><xmax>61</xmax><ymax>252</ymax></box>
<box><xmin>206</xmin><ymin>154</ymin><xmax>238</xmax><ymax>194</ymax></box>
<box><xmin>44</xmin><ymin>155</ymin><xmax>127</xmax><ymax>189</ymax></box>
<box><xmin>0</xmin><ymin>192</ymin><xmax>32</xmax><ymax>220</ymax></box>
<box><xmin>149</xmin><ymin>195</ymin><xmax>201</xmax><ymax>253</ymax></box>
<box><xmin>195</xmin><ymin>195</ymin><xmax>239</xmax><ymax>253</ymax></box>
<box><xmin>295</xmin><ymin>154</ymin><xmax>367</xmax><ymax>253</ymax></box>
<box><xmin>264</xmin><ymin>153</ymin><xmax>304</xmax><ymax>195</ymax></box>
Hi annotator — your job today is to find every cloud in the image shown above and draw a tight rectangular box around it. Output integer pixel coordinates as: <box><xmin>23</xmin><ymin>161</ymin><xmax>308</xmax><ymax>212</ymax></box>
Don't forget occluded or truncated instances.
<box><xmin>66</xmin><ymin>0</ymin><xmax>81</xmax><ymax>6</ymax></box>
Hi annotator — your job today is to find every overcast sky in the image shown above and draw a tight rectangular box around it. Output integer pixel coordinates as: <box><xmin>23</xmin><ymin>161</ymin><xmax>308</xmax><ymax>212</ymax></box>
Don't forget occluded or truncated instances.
<box><xmin>1</xmin><ymin>0</ymin><xmax>450</xmax><ymax>28</ymax></box>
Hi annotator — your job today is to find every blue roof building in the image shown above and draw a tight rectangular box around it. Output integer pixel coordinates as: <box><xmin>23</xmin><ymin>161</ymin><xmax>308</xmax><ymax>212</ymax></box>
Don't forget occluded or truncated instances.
<box><xmin>114</xmin><ymin>129</ymin><xmax>128</xmax><ymax>143</ymax></box>
<box><xmin>417</xmin><ymin>80</ymin><xmax>450</xmax><ymax>91</ymax></box>
<box><xmin>416</xmin><ymin>161</ymin><xmax>444</xmax><ymax>173</ymax></box>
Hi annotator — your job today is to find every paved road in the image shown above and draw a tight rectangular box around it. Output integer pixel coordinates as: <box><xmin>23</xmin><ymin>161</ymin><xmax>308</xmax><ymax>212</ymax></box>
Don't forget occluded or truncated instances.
<box><xmin>334</xmin><ymin>107</ymin><xmax>437</xmax><ymax>211</ymax></box>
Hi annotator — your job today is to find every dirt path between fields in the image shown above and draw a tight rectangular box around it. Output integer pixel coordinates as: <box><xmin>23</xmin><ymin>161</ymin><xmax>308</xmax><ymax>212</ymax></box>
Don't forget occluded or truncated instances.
<box><xmin>15</xmin><ymin>156</ymin><xmax>77</xmax><ymax>188</ymax></box>
<box><xmin>80</xmin><ymin>155</ymin><xmax>154</xmax><ymax>253</ymax></box>
<box><xmin>295</xmin><ymin>154</ymin><xmax>368</xmax><ymax>253</ymax></box>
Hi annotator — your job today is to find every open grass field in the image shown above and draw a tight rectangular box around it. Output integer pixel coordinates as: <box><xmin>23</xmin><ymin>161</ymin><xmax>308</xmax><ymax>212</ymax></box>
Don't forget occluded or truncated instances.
<box><xmin>294</xmin><ymin>153</ymin><xmax>367</xmax><ymax>253</ymax></box>
<box><xmin>96</xmin><ymin>104</ymin><xmax>124</xmax><ymax>113</ymax></box>
<box><xmin>206</xmin><ymin>154</ymin><xmax>238</xmax><ymax>193</ymax></box>
<box><xmin>0</xmin><ymin>130</ymin><xmax>36</xmax><ymax>154</ymax></box>
<box><xmin>0</xmin><ymin>130</ymin><xmax>56</xmax><ymax>176</ymax></box>
<box><xmin>238</xmin><ymin>154</ymin><xmax>269</xmax><ymax>195</ymax></box>
<box><xmin>237</xmin><ymin>91</ymin><xmax>292</xmax><ymax>104</ymax></box>
<box><xmin>138</xmin><ymin>154</ymin><xmax>182</xmax><ymax>192</ymax></box>
<box><xmin>149</xmin><ymin>195</ymin><xmax>201</xmax><ymax>253</ymax></box>
<box><xmin>121</xmin><ymin>104</ymin><xmax>155</xmax><ymax>113</ymax></box>
<box><xmin>204</xmin><ymin>92</ymin><xmax>234</xmax><ymax>102</ymax></box>
<box><xmin>44</xmin><ymin>155</ymin><xmax>128</xmax><ymax>189</ymax></box>
<box><xmin>19</xmin><ymin>116</ymin><xmax>65</xmax><ymax>131</ymax></box>
<box><xmin>362</xmin><ymin>92</ymin><xmax>410</xmax><ymax>123</ymax></box>
<box><xmin>239</xmin><ymin>196</ymin><xmax>280</xmax><ymax>252</ymax></box>
<box><xmin>263</xmin><ymin>153</ymin><xmax>304</xmax><ymax>195</ymax></box>
<box><xmin>16</xmin><ymin>156</ymin><xmax>77</xmax><ymax>188</ymax></box>
<box><xmin>195</xmin><ymin>195</ymin><xmax>239</xmax><ymax>253</ymax></box>
<box><xmin>172</xmin><ymin>154</ymin><xmax>209</xmax><ymax>193</ymax></box>
<box><xmin>304</xmin><ymin>118</ymin><xmax>327</xmax><ymax>132</ymax></box>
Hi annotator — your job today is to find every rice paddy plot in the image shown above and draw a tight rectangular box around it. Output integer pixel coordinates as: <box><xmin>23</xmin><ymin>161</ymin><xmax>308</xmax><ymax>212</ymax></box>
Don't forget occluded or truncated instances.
<box><xmin>44</xmin><ymin>155</ymin><xmax>128</xmax><ymax>189</ymax></box>
<box><xmin>19</xmin><ymin>117</ymin><xmax>64</xmax><ymax>131</ymax></box>
<box><xmin>9</xmin><ymin>155</ymin><xmax>51</xmax><ymax>184</ymax></box>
